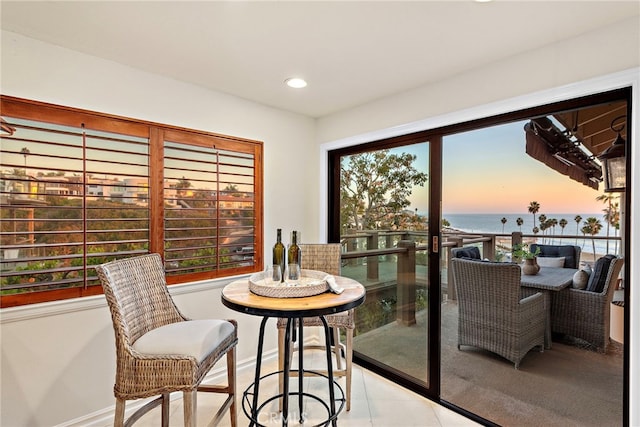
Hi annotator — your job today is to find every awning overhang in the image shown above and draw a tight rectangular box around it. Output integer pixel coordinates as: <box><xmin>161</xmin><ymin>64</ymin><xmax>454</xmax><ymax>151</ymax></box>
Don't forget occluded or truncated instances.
<box><xmin>525</xmin><ymin>117</ymin><xmax>602</xmax><ymax>190</ymax></box>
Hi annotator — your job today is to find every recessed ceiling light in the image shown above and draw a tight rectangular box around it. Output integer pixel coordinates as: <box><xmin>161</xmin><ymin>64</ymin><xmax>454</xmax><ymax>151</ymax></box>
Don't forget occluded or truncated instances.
<box><xmin>285</xmin><ymin>77</ymin><xmax>307</xmax><ymax>89</ymax></box>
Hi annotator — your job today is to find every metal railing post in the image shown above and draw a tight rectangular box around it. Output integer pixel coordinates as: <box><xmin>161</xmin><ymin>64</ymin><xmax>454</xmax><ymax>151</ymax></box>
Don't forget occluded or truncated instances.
<box><xmin>397</xmin><ymin>240</ymin><xmax>416</xmax><ymax>326</ymax></box>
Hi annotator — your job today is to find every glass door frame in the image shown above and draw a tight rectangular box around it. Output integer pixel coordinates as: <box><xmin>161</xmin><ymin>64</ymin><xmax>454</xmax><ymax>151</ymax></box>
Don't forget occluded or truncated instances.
<box><xmin>328</xmin><ymin>134</ymin><xmax>443</xmax><ymax>400</ymax></box>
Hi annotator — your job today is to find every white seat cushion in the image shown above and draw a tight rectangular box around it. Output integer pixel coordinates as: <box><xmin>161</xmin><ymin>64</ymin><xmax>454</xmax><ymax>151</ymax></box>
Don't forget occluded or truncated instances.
<box><xmin>537</xmin><ymin>256</ymin><xmax>565</xmax><ymax>268</ymax></box>
<box><xmin>133</xmin><ymin>319</ymin><xmax>234</xmax><ymax>363</ymax></box>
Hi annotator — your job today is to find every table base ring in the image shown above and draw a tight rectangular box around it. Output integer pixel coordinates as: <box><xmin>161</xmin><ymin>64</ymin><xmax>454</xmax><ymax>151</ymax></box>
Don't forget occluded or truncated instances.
<box><xmin>242</xmin><ymin>370</ymin><xmax>345</xmax><ymax>427</ymax></box>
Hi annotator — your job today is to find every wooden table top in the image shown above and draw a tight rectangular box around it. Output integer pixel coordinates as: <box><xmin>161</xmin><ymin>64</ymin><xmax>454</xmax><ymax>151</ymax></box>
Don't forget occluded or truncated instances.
<box><xmin>222</xmin><ymin>274</ymin><xmax>366</xmax><ymax>318</ymax></box>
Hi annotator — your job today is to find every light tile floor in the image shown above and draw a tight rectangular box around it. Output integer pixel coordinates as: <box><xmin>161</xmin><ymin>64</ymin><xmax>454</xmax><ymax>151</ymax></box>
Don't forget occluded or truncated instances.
<box><xmin>125</xmin><ymin>353</ymin><xmax>479</xmax><ymax>427</ymax></box>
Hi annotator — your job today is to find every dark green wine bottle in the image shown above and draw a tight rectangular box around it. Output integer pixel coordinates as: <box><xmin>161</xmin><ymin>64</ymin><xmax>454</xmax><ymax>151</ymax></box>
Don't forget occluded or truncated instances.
<box><xmin>273</xmin><ymin>229</ymin><xmax>286</xmax><ymax>282</ymax></box>
<box><xmin>287</xmin><ymin>230</ymin><xmax>301</xmax><ymax>272</ymax></box>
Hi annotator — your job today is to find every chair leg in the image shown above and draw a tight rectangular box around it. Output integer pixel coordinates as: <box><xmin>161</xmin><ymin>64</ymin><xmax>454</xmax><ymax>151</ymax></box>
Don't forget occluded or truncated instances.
<box><xmin>227</xmin><ymin>346</ymin><xmax>237</xmax><ymax>427</ymax></box>
<box><xmin>183</xmin><ymin>389</ymin><xmax>197</xmax><ymax>427</ymax></box>
<box><xmin>345</xmin><ymin>328</ymin><xmax>353</xmax><ymax>411</ymax></box>
<box><xmin>333</xmin><ymin>327</ymin><xmax>343</xmax><ymax>370</ymax></box>
<box><xmin>161</xmin><ymin>393</ymin><xmax>170</xmax><ymax>427</ymax></box>
<box><xmin>114</xmin><ymin>398</ymin><xmax>126</xmax><ymax>427</ymax></box>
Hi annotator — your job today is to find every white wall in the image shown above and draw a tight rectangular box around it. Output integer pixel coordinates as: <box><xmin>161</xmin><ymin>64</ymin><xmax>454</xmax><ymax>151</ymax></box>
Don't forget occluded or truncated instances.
<box><xmin>0</xmin><ymin>31</ymin><xmax>318</xmax><ymax>426</ymax></box>
<box><xmin>316</xmin><ymin>17</ymin><xmax>640</xmax><ymax>427</ymax></box>
<box><xmin>316</xmin><ymin>16</ymin><xmax>640</xmax><ymax>144</ymax></box>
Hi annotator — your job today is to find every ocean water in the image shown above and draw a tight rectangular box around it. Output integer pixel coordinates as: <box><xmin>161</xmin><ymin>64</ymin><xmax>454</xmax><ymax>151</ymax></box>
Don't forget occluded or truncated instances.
<box><xmin>443</xmin><ymin>213</ymin><xmax>619</xmax><ymax>256</ymax></box>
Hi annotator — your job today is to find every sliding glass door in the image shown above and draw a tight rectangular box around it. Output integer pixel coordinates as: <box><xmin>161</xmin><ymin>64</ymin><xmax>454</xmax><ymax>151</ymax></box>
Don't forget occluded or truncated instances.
<box><xmin>327</xmin><ymin>87</ymin><xmax>630</xmax><ymax>426</ymax></box>
<box><xmin>329</xmin><ymin>137</ymin><xmax>441</xmax><ymax>396</ymax></box>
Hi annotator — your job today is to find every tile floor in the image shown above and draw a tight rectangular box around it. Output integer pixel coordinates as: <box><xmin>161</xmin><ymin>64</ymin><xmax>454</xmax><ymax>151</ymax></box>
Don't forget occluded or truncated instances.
<box><xmin>126</xmin><ymin>352</ymin><xmax>479</xmax><ymax>427</ymax></box>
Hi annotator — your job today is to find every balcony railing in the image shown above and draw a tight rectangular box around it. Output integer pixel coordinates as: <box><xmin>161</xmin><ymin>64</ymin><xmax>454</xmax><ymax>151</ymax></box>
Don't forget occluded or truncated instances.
<box><xmin>339</xmin><ymin>229</ymin><xmax>621</xmax><ymax>329</ymax></box>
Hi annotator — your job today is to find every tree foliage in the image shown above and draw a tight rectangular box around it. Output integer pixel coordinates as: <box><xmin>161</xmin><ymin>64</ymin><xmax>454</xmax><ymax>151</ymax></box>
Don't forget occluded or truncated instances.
<box><xmin>340</xmin><ymin>150</ymin><xmax>428</xmax><ymax>232</ymax></box>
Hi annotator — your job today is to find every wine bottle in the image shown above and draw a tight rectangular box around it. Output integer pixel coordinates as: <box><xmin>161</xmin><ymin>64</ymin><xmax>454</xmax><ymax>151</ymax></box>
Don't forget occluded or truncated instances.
<box><xmin>287</xmin><ymin>230</ymin><xmax>301</xmax><ymax>280</ymax></box>
<box><xmin>273</xmin><ymin>228</ymin><xmax>286</xmax><ymax>282</ymax></box>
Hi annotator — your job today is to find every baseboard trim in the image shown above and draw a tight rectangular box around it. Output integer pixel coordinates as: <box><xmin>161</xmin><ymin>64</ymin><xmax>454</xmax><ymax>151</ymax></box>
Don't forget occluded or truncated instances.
<box><xmin>56</xmin><ymin>349</ymin><xmax>276</xmax><ymax>427</ymax></box>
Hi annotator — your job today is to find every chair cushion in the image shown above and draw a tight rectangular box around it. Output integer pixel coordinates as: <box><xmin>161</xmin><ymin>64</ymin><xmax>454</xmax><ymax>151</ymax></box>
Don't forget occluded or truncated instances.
<box><xmin>585</xmin><ymin>255</ymin><xmax>616</xmax><ymax>293</ymax></box>
<box><xmin>133</xmin><ymin>319</ymin><xmax>235</xmax><ymax>363</ymax></box>
<box><xmin>530</xmin><ymin>244</ymin><xmax>578</xmax><ymax>268</ymax></box>
<box><xmin>453</xmin><ymin>247</ymin><xmax>481</xmax><ymax>260</ymax></box>
<box><xmin>537</xmin><ymin>256</ymin><xmax>565</xmax><ymax>268</ymax></box>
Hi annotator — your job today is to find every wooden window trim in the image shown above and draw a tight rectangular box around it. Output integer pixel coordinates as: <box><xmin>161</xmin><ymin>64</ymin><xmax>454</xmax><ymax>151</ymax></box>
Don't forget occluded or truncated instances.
<box><xmin>0</xmin><ymin>95</ymin><xmax>264</xmax><ymax>307</ymax></box>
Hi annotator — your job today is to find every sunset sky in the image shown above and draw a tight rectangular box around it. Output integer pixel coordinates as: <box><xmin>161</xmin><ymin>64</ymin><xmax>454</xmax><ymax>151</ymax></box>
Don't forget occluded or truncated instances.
<box><xmin>400</xmin><ymin>120</ymin><xmax>608</xmax><ymax>216</ymax></box>
<box><xmin>443</xmin><ymin>120</ymin><xmax>606</xmax><ymax>215</ymax></box>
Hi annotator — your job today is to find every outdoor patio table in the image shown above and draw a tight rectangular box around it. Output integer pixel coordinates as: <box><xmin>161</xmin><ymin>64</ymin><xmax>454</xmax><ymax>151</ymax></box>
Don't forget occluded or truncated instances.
<box><xmin>221</xmin><ymin>274</ymin><xmax>365</xmax><ymax>427</ymax></box>
<box><xmin>521</xmin><ymin>267</ymin><xmax>577</xmax><ymax>349</ymax></box>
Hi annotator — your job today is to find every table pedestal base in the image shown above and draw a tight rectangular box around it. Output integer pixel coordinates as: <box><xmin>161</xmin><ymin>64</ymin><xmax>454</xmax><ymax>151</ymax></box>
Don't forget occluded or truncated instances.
<box><xmin>247</xmin><ymin>316</ymin><xmax>344</xmax><ymax>427</ymax></box>
<box><xmin>242</xmin><ymin>370</ymin><xmax>345</xmax><ymax>427</ymax></box>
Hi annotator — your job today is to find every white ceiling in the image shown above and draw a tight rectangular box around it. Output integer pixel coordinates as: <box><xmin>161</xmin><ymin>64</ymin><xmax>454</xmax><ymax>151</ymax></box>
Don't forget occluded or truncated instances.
<box><xmin>1</xmin><ymin>1</ymin><xmax>638</xmax><ymax>118</ymax></box>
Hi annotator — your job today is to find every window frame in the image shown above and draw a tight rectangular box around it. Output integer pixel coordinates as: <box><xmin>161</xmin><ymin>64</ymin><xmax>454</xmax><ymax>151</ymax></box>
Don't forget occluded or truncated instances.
<box><xmin>0</xmin><ymin>95</ymin><xmax>264</xmax><ymax>307</ymax></box>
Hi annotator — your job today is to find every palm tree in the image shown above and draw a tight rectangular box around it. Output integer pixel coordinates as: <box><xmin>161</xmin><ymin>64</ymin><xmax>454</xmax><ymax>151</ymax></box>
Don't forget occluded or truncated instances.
<box><xmin>501</xmin><ymin>217</ymin><xmax>507</xmax><ymax>233</ymax></box>
<box><xmin>538</xmin><ymin>214</ymin><xmax>547</xmax><ymax>242</ymax></box>
<box><xmin>581</xmin><ymin>217</ymin><xmax>602</xmax><ymax>262</ymax></box>
<box><xmin>539</xmin><ymin>220</ymin><xmax>548</xmax><ymax>244</ymax></box>
<box><xmin>596</xmin><ymin>193</ymin><xmax>617</xmax><ymax>254</ymax></box>
<box><xmin>20</xmin><ymin>147</ymin><xmax>30</xmax><ymax>171</ymax></box>
<box><xmin>596</xmin><ymin>193</ymin><xmax>620</xmax><ymax>253</ymax></box>
<box><xmin>516</xmin><ymin>217</ymin><xmax>523</xmax><ymax>232</ymax></box>
<box><xmin>559</xmin><ymin>218</ymin><xmax>568</xmax><ymax>240</ymax></box>
<box><xmin>574</xmin><ymin>215</ymin><xmax>582</xmax><ymax>245</ymax></box>
<box><xmin>605</xmin><ymin>202</ymin><xmax>621</xmax><ymax>255</ymax></box>
<box><xmin>549</xmin><ymin>218</ymin><xmax>558</xmax><ymax>244</ymax></box>
<box><xmin>528</xmin><ymin>201</ymin><xmax>540</xmax><ymax>229</ymax></box>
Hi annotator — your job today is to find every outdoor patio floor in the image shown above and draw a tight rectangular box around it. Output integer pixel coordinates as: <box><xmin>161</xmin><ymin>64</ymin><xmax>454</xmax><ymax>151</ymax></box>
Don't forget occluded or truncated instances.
<box><xmin>352</xmin><ymin>298</ymin><xmax>624</xmax><ymax>427</ymax></box>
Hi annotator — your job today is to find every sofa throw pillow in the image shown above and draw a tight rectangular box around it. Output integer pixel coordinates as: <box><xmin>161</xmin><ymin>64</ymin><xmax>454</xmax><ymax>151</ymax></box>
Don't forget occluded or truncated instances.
<box><xmin>537</xmin><ymin>256</ymin><xmax>565</xmax><ymax>268</ymax></box>
<box><xmin>572</xmin><ymin>269</ymin><xmax>590</xmax><ymax>289</ymax></box>
<box><xmin>585</xmin><ymin>255</ymin><xmax>616</xmax><ymax>293</ymax></box>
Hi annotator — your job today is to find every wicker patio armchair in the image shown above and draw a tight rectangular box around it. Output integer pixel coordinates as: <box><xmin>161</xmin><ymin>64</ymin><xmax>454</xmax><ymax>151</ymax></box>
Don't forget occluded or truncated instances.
<box><xmin>276</xmin><ymin>243</ymin><xmax>355</xmax><ymax>410</ymax></box>
<box><xmin>451</xmin><ymin>258</ymin><xmax>545</xmax><ymax>369</ymax></box>
<box><xmin>96</xmin><ymin>254</ymin><xmax>237</xmax><ymax>427</ymax></box>
<box><xmin>551</xmin><ymin>256</ymin><xmax>624</xmax><ymax>352</ymax></box>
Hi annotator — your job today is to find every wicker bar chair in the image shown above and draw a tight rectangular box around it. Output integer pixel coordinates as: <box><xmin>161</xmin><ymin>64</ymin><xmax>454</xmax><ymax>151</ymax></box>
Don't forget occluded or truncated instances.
<box><xmin>451</xmin><ymin>258</ymin><xmax>545</xmax><ymax>369</ymax></box>
<box><xmin>95</xmin><ymin>254</ymin><xmax>237</xmax><ymax>427</ymax></box>
<box><xmin>276</xmin><ymin>243</ymin><xmax>355</xmax><ymax>410</ymax></box>
<box><xmin>551</xmin><ymin>256</ymin><xmax>623</xmax><ymax>352</ymax></box>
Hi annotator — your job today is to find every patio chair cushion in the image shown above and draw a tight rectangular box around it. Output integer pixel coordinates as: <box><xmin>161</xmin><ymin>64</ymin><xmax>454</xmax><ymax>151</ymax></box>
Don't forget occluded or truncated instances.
<box><xmin>537</xmin><ymin>256</ymin><xmax>565</xmax><ymax>268</ymax></box>
<box><xmin>530</xmin><ymin>244</ymin><xmax>580</xmax><ymax>268</ymax></box>
<box><xmin>586</xmin><ymin>255</ymin><xmax>617</xmax><ymax>293</ymax></box>
<box><xmin>133</xmin><ymin>319</ymin><xmax>236</xmax><ymax>363</ymax></box>
<box><xmin>452</xmin><ymin>246</ymin><xmax>481</xmax><ymax>260</ymax></box>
